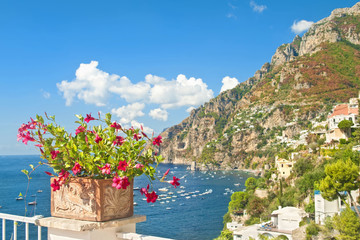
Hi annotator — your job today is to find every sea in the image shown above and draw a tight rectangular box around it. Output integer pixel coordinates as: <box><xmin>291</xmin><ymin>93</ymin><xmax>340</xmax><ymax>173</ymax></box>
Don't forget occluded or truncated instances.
<box><xmin>0</xmin><ymin>155</ymin><xmax>252</xmax><ymax>240</ymax></box>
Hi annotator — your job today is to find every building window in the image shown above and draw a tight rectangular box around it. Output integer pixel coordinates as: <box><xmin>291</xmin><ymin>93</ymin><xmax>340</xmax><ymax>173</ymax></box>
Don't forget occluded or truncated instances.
<box><xmin>281</xmin><ymin>164</ymin><xmax>283</xmax><ymax>167</ymax></box>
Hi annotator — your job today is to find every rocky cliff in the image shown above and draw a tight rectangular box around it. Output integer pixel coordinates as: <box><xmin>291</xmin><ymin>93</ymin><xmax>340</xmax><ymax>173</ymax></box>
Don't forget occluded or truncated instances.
<box><xmin>160</xmin><ymin>3</ymin><xmax>360</xmax><ymax>170</ymax></box>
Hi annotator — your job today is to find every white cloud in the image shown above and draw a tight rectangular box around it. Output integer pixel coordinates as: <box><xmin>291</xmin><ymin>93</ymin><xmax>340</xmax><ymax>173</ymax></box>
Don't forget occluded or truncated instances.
<box><xmin>149</xmin><ymin>108</ymin><xmax>168</xmax><ymax>121</ymax></box>
<box><xmin>41</xmin><ymin>89</ymin><xmax>51</xmax><ymax>99</ymax></box>
<box><xmin>109</xmin><ymin>78</ymin><xmax>150</xmax><ymax>103</ymax></box>
<box><xmin>226</xmin><ymin>13</ymin><xmax>237</xmax><ymax>19</ymax></box>
<box><xmin>149</xmin><ymin>74</ymin><xmax>214</xmax><ymax>109</ymax></box>
<box><xmin>186</xmin><ymin>106</ymin><xmax>196</xmax><ymax>113</ymax></box>
<box><xmin>291</xmin><ymin>20</ymin><xmax>314</xmax><ymax>34</ymax></box>
<box><xmin>111</xmin><ymin>103</ymin><xmax>145</xmax><ymax>124</ymax></box>
<box><xmin>130</xmin><ymin>120</ymin><xmax>154</xmax><ymax>136</ymax></box>
<box><xmin>220</xmin><ymin>76</ymin><xmax>239</xmax><ymax>93</ymax></box>
<box><xmin>57</xmin><ymin>61</ymin><xmax>119</xmax><ymax>106</ymax></box>
<box><xmin>250</xmin><ymin>0</ymin><xmax>267</xmax><ymax>13</ymax></box>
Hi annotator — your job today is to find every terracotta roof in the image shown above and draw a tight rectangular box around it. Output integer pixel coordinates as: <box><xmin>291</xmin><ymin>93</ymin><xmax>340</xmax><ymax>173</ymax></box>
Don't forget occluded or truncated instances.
<box><xmin>329</xmin><ymin>104</ymin><xmax>358</xmax><ymax>118</ymax></box>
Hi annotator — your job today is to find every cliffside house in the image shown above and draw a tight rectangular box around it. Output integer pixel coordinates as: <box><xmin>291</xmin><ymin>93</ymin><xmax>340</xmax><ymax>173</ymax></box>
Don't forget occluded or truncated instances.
<box><xmin>274</xmin><ymin>157</ymin><xmax>294</xmax><ymax>179</ymax></box>
<box><xmin>326</xmin><ymin>96</ymin><xmax>359</xmax><ymax>143</ymax></box>
<box><xmin>233</xmin><ymin>207</ymin><xmax>306</xmax><ymax>240</ymax></box>
<box><xmin>314</xmin><ymin>190</ymin><xmax>341</xmax><ymax>225</ymax></box>
<box><xmin>314</xmin><ymin>190</ymin><xmax>360</xmax><ymax>225</ymax></box>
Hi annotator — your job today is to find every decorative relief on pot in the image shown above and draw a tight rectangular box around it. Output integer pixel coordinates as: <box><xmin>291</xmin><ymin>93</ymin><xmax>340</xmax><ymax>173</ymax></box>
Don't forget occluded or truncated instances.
<box><xmin>51</xmin><ymin>178</ymin><xmax>134</xmax><ymax>221</ymax></box>
<box><xmin>103</xmin><ymin>185</ymin><xmax>132</xmax><ymax>218</ymax></box>
<box><xmin>53</xmin><ymin>180</ymin><xmax>97</xmax><ymax>218</ymax></box>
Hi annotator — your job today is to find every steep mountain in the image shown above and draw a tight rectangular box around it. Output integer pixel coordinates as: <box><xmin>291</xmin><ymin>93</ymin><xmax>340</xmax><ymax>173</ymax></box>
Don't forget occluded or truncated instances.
<box><xmin>160</xmin><ymin>3</ymin><xmax>360</xmax><ymax>170</ymax></box>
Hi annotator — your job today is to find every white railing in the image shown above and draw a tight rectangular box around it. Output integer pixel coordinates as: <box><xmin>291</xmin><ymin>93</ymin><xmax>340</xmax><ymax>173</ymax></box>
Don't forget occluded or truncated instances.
<box><xmin>117</xmin><ymin>232</ymin><xmax>174</xmax><ymax>240</ymax></box>
<box><xmin>0</xmin><ymin>213</ymin><xmax>43</xmax><ymax>240</ymax></box>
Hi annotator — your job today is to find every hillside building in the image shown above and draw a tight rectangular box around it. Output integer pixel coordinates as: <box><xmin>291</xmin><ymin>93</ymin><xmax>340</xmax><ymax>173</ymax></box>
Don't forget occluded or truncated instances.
<box><xmin>314</xmin><ymin>190</ymin><xmax>341</xmax><ymax>225</ymax></box>
<box><xmin>326</xmin><ymin>95</ymin><xmax>359</xmax><ymax>142</ymax></box>
<box><xmin>274</xmin><ymin>157</ymin><xmax>295</xmax><ymax>179</ymax></box>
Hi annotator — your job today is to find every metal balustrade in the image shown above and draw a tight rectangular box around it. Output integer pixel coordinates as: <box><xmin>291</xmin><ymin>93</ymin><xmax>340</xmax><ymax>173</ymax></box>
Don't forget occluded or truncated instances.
<box><xmin>0</xmin><ymin>213</ymin><xmax>43</xmax><ymax>240</ymax></box>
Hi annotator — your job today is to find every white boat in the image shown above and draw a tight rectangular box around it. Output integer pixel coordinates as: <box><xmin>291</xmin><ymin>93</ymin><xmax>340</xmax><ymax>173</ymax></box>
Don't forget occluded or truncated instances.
<box><xmin>185</xmin><ymin>196</ymin><xmax>191</xmax><ymax>199</ymax></box>
<box><xmin>28</xmin><ymin>201</ymin><xmax>37</xmax><ymax>205</ymax></box>
<box><xmin>158</xmin><ymin>188</ymin><xmax>169</xmax><ymax>192</ymax></box>
<box><xmin>134</xmin><ymin>202</ymin><xmax>138</xmax><ymax>206</ymax></box>
<box><xmin>166</xmin><ymin>207</ymin><xmax>171</xmax><ymax>210</ymax></box>
<box><xmin>16</xmin><ymin>197</ymin><xmax>24</xmax><ymax>200</ymax></box>
<box><xmin>37</xmin><ymin>190</ymin><xmax>43</xmax><ymax>193</ymax></box>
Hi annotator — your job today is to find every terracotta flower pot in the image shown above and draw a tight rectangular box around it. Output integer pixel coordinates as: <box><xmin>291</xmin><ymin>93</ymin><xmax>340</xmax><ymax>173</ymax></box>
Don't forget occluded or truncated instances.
<box><xmin>51</xmin><ymin>177</ymin><xmax>134</xmax><ymax>222</ymax></box>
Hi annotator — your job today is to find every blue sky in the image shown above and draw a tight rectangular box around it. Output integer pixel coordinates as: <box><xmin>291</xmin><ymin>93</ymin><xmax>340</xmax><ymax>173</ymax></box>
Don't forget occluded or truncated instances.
<box><xmin>1</xmin><ymin>0</ymin><xmax>358</xmax><ymax>155</ymax></box>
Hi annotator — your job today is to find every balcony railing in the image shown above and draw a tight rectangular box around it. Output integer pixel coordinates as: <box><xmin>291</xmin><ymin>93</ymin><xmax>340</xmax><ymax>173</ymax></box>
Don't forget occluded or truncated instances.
<box><xmin>1</xmin><ymin>212</ymin><xmax>173</xmax><ymax>240</ymax></box>
<box><xmin>0</xmin><ymin>213</ymin><xmax>43</xmax><ymax>240</ymax></box>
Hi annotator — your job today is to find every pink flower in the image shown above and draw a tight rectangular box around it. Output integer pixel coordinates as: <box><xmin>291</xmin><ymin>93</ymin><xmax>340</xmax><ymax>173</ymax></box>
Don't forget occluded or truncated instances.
<box><xmin>169</xmin><ymin>176</ymin><xmax>180</xmax><ymax>188</ymax></box>
<box><xmin>152</xmin><ymin>135</ymin><xmax>162</xmax><ymax>146</ymax></box>
<box><xmin>22</xmin><ymin>132</ymin><xmax>35</xmax><ymax>145</ymax></box>
<box><xmin>117</xmin><ymin>160</ymin><xmax>128</xmax><ymax>171</ymax></box>
<box><xmin>140</xmin><ymin>187</ymin><xmax>147</xmax><ymax>195</ymax></box>
<box><xmin>110</xmin><ymin>122</ymin><xmax>122</xmax><ymax>130</ymax></box>
<box><xmin>145</xmin><ymin>191</ymin><xmax>158</xmax><ymax>203</ymax></box>
<box><xmin>84</xmin><ymin>114</ymin><xmax>95</xmax><ymax>123</ymax></box>
<box><xmin>45</xmin><ymin>171</ymin><xmax>53</xmax><ymax>176</ymax></box>
<box><xmin>72</xmin><ymin>162</ymin><xmax>81</xmax><ymax>175</ymax></box>
<box><xmin>161</xmin><ymin>168</ymin><xmax>170</xmax><ymax>181</ymax></box>
<box><xmin>95</xmin><ymin>134</ymin><xmax>103</xmax><ymax>143</ymax></box>
<box><xmin>100</xmin><ymin>163</ymin><xmax>111</xmax><ymax>175</ymax></box>
<box><xmin>51</xmin><ymin>150</ymin><xmax>60</xmax><ymax>160</ymax></box>
<box><xmin>112</xmin><ymin>176</ymin><xmax>130</xmax><ymax>189</ymax></box>
<box><xmin>58</xmin><ymin>169</ymin><xmax>70</xmax><ymax>184</ymax></box>
<box><xmin>133</xmin><ymin>133</ymin><xmax>141</xmax><ymax>141</ymax></box>
<box><xmin>51</xmin><ymin>178</ymin><xmax>61</xmax><ymax>191</ymax></box>
<box><xmin>75</xmin><ymin>126</ymin><xmax>86</xmax><ymax>135</ymax></box>
<box><xmin>135</xmin><ymin>164</ymin><xmax>144</xmax><ymax>170</ymax></box>
<box><xmin>113</xmin><ymin>136</ymin><xmax>124</xmax><ymax>146</ymax></box>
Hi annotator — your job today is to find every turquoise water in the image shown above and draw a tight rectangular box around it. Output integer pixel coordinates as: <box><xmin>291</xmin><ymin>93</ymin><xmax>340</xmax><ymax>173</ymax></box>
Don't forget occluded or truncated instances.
<box><xmin>0</xmin><ymin>155</ymin><xmax>251</xmax><ymax>240</ymax></box>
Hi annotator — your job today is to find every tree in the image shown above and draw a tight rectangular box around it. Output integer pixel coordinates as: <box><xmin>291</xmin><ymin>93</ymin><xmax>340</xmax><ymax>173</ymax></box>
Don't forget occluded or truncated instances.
<box><xmin>319</xmin><ymin>159</ymin><xmax>360</xmax><ymax>217</ymax></box>
<box><xmin>338</xmin><ymin>120</ymin><xmax>354</xmax><ymax>137</ymax></box>
<box><xmin>333</xmin><ymin>207</ymin><xmax>360</xmax><ymax>240</ymax></box>
<box><xmin>245</xmin><ymin>177</ymin><xmax>257</xmax><ymax>191</ymax></box>
<box><xmin>228</xmin><ymin>191</ymin><xmax>248</xmax><ymax>212</ymax></box>
<box><xmin>246</xmin><ymin>196</ymin><xmax>265</xmax><ymax>218</ymax></box>
<box><xmin>293</xmin><ymin>157</ymin><xmax>314</xmax><ymax>177</ymax></box>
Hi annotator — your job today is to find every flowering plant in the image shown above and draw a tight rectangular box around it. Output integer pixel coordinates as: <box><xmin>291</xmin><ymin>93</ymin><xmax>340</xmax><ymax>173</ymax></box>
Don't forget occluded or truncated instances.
<box><xmin>18</xmin><ymin>113</ymin><xmax>180</xmax><ymax>203</ymax></box>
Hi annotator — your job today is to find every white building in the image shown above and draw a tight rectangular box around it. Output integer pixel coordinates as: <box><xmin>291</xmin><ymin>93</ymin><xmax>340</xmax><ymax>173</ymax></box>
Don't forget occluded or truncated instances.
<box><xmin>326</xmin><ymin>96</ymin><xmax>359</xmax><ymax>142</ymax></box>
<box><xmin>233</xmin><ymin>207</ymin><xmax>306</xmax><ymax>240</ymax></box>
<box><xmin>271</xmin><ymin>207</ymin><xmax>306</xmax><ymax>232</ymax></box>
<box><xmin>227</xmin><ymin>221</ymin><xmax>243</xmax><ymax>231</ymax></box>
<box><xmin>314</xmin><ymin>190</ymin><xmax>341</xmax><ymax>225</ymax></box>
<box><xmin>275</xmin><ymin>157</ymin><xmax>295</xmax><ymax>179</ymax></box>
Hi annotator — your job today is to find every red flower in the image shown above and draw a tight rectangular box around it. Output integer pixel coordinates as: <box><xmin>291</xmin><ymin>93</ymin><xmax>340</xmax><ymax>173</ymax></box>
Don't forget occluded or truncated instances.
<box><xmin>170</xmin><ymin>176</ymin><xmax>180</xmax><ymax>188</ymax></box>
<box><xmin>72</xmin><ymin>162</ymin><xmax>81</xmax><ymax>175</ymax></box>
<box><xmin>84</xmin><ymin>114</ymin><xmax>95</xmax><ymax>123</ymax></box>
<box><xmin>75</xmin><ymin>126</ymin><xmax>86</xmax><ymax>135</ymax></box>
<box><xmin>145</xmin><ymin>191</ymin><xmax>158</xmax><ymax>203</ymax></box>
<box><xmin>45</xmin><ymin>171</ymin><xmax>53</xmax><ymax>176</ymax></box>
<box><xmin>133</xmin><ymin>133</ymin><xmax>141</xmax><ymax>141</ymax></box>
<box><xmin>152</xmin><ymin>135</ymin><xmax>162</xmax><ymax>146</ymax></box>
<box><xmin>58</xmin><ymin>169</ymin><xmax>69</xmax><ymax>184</ymax></box>
<box><xmin>51</xmin><ymin>178</ymin><xmax>61</xmax><ymax>191</ymax></box>
<box><xmin>117</xmin><ymin>160</ymin><xmax>128</xmax><ymax>171</ymax></box>
<box><xmin>112</xmin><ymin>176</ymin><xmax>130</xmax><ymax>190</ymax></box>
<box><xmin>51</xmin><ymin>150</ymin><xmax>60</xmax><ymax>160</ymax></box>
<box><xmin>113</xmin><ymin>136</ymin><xmax>124</xmax><ymax>146</ymax></box>
<box><xmin>110</xmin><ymin>122</ymin><xmax>122</xmax><ymax>130</ymax></box>
<box><xmin>94</xmin><ymin>134</ymin><xmax>103</xmax><ymax>143</ymax></box>
<box><xmin>100</xmin><ymin>163</ymin><xmax>111</xmax><ymax>175</ymax></box>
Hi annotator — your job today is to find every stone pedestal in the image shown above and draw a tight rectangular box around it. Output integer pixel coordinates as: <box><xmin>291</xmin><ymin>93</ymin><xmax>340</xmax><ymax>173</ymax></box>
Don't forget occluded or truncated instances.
<box><xmin>36</xmin><ymin>215</ymin><xmax>146</xmax><ymax>240</ymax></box>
